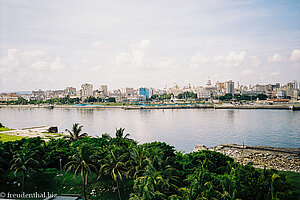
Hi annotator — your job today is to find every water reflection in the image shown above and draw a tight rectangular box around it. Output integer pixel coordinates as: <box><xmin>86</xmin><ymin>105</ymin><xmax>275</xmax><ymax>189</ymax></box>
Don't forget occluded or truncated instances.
<box><xmin>0</xmin><ymin>108</ymin><xmax>299</xmax><ymax>152</ymax></box>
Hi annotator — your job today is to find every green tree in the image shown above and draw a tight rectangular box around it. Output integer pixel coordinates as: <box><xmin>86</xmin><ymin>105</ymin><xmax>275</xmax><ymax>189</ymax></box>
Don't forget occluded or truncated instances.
<box><xmin>130</xmin><ymin>158</ymin><xmax>178</xmax><ymax>200</ymax></box>
<box><xmin>10</xmin><ymin>146</ymin><xmax>42</xmax><ymax>192</ymax></box>
<box><xmin>127</xmin><ymin>145</ymin><xmax>147</xmax><ymax>179</ymax></box>
<box><xmin>115</xmin><ymin>128</ymin><xmax>130</xmax><ymax>139</ymax></box>
<box><xmin>99</xmin><ymin>150</ymin><xmax>127</xmax><ymax>200</ymax></box>
<box><xmin>65</xmin><ymin>123</ymin><xmax>88</xmax><ymax>142</ymax></box>
<box><xmin>65</xmin><ymin>144</ymin><xmax>97</xmax><ymax>200</ymax></box>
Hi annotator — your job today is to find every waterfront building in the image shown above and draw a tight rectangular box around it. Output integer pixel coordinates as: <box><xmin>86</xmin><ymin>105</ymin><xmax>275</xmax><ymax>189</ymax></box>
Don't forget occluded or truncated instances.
<box><xmin>32</xmin><ymin>89</ymin><xmax>46</xmax><ymax>100</ymax></box>
<box><xmin>168</xmin><ymin>83</ymin><xmax>182</xmax><ymax>96</ymax></box>
<box><xmin>64</xmin><ymin>87</ymin><xmax>76</xmax><ymax>96</ymax></box>
<box><xmin>215</xmin><ymin>81</ymin><xmax>225</xmax><ymax>94</ymax></box>
<box><xmin>100</xmin><ymin>85</ymin><xmax>108</xmax><ymax>94</ymax></box>
<box><xmin>80</xmin><ymin>83</ymin><xmax>93</xmax><ymax>98</ymax></box>
<box><xmin>121</xmin><ymin>87</ymin><xmax>135</xmax><ymax>96</ymax></box>
<box><xmin>139</xmin><ymin>87</ymin><xmax>150</xmax><ymax>99</ymax></box>
<box><xmin>0</xmin><ymin>93</ymin><xmax>19</xmax><ymax>101</ymax></box>
<box><xmin>225</xmin><ymin>80</ymin><xmax>235</xmax><ymax>94</ymax></box>
<box><xmin>291</xmin><ymin>80</ymin><xmax>298</xmax><ymax>90</ymax></box>
<box><xmin>275</xmin><ymin>90</ymin><xmax>287</xmax><ymax>99</ymax></box>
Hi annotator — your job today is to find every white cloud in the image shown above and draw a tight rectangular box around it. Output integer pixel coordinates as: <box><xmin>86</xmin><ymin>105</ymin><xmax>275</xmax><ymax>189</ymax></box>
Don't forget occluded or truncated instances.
<box><xmin>49</xmin><ymin>57</ymin><xmax>66</xmax><ymax>71</ymax></box>
<box><xmin>241</xmin><ymin>69</ymin><xmax>255</xmax><ymax>75</ymax></box>
<box><xmin>190</xmin><ymin>52</ymin><xmax>209</xmax><ymax>68</ymax></box>
<box><xmin>267</xmin><ymin>53</ymin><xmax>284</xmax><ymax>63</ymax></box>
<box><xmin>151</xmin><ymin>57</ymin><xmax>180</xmax><ymax>69</ymax></box>
<box><xmin>115</xmin><ymin>39</ymin><xmax>151</xmax><ymax>66</ymax></box>
<box><xmin>214</xmin><ymin>51</ymin><xmax>246</xmax><ymax>67</ymax></box>
<box><xmin>93</xmin><ymin>41</ymin><xmax>102</xmax><ymax>48</ymax></box>
<box><xmin>270</xmin><ymin>71</ymin><xmax>280</xmax><ymax>76</ymax></box>
<box><xmin>290</xmin><ymin>49</ymin><xmax>300</xmax><ymax>62</ymax></box>
<box><xmin>251</xmin><ymin>56</ymin><xmax>261</xmax><ymax>67</ymax></box>
<box><xmin>90</xmin><ymin>65</ymin><xmax>102</xmax><ymax>72</ymax></box>
<box><xmin>0</xmin><ymin>49</ymin><xmax>66</xmax><ymax>75</ymax></box>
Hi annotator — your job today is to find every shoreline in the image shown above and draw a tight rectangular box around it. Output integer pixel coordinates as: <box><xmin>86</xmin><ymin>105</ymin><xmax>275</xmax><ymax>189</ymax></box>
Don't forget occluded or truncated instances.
<box><xmin>1</xmin><ymin>104</ymin><xmax>300</xmax><ymax>110</ymax></box>
<box><xmin>194</xmin><ymin>143</ymin><xmax>300</xmax><ymax>172</ymax></box>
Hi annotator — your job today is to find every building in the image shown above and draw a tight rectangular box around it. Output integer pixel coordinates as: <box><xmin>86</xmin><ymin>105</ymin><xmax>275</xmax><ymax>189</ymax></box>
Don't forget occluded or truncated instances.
<box><xmin>291</xmin><ymin>80</ymin><xmax>298</xmax><ymax>90</ymax></box>
<box><xmin>121</xmin><ymin>87</ymin><xmax>135</xmax><ymax>96</ymax></box>
<box><xmin>64</xmin><ymin>87</ymin><xmax>76</xmax><ymax>96</ymax></box>
<box><xmin>0</xmin><ymin>93</ymin><xmax>19</xmax><ymax>101</ymax></box>
<box><xmin>100</xmin><ymin>85</ymin><xmax>108</xmax><ymax>94</ymax></box>
<box><xmin>139</xmin><ymin>87</ymin><xmax>150</xmax><ymax>99</ymax></box>
<box><xmin>225</xmin><ymin>80</ymin><xmax>234</xmax><ymax>94</ymax></box>
<box><xmin>80</xmin><ymin>83</ymin><xmax>93</xmax><ymax>97</ymax></box>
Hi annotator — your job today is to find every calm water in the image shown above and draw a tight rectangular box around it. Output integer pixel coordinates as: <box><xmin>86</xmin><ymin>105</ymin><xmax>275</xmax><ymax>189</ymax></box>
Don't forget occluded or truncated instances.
<box><xmin>0</xmin><ymin>107</ymin><xmax>299</xmax><ymax>152</ymax></box>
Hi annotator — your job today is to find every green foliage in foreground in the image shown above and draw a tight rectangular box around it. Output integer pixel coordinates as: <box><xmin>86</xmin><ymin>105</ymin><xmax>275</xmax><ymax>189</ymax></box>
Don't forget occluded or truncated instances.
<box><xmin>0</xmin><ymin>130</ymin><xmax>298</xmax><ymax>200</ymax></box>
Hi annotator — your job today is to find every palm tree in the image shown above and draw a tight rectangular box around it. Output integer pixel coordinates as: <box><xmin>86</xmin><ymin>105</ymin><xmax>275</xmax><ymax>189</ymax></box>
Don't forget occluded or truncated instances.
<box><xmin>65</xmin><ymin>144</ymin><xmax>97</xmax><ymax>200</ymax></box>
<box><xmin>102</xmin><ymin>133</ymin><xmax>112</xmax><ymax>140</ymax></box>
<box><xmin>127</xmin><ymin>146</ymin><xmax>147</xmax><ymax>179</ymax></box>
<box><xmin>98</xmin><ymin>150</ymin><xmax>127</xmax><ymax>200</ymax></box>
<box><xmin>115</xmin><ymin>128</ymin><xmax>130</xmax><ymax>139</ymax></box>
<box><xmin>10</xmin><ymin>146</ymin><xmax>42</xmax><ymax>192</ymax></box>
<box><xmin>131</xmin><ymin>158</ymin><xmax>178</xmax><ymax>200</ymax></box>
<box><xmin>65</xmin><ymin>123</ymin><xmax>88</xmax><ymax>142</ymax></box>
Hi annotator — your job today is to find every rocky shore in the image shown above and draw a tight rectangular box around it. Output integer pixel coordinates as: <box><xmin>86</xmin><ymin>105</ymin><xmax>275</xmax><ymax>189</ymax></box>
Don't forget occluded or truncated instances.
<box><xmin>194</xmin><ymin>143</ymin><xmax>300</xmax><ymax>172</ymax></box>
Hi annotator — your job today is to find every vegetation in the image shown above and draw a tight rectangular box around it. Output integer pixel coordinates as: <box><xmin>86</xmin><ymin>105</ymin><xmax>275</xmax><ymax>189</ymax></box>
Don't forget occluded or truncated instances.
<box><xmin>177</xmin><ymin>91</ymin><xmax>197</xmax><ymax>100</ymax></box>
<box><xmin>65</xmin><ymin>123</ymin><xmax>88</xmax><ymax>142</ymax></box>
<box><xmin>0</xmin><ymin>124</ymin><xmax>298</xmax><ymax>200</ymax></box>
<box><xmin>216</xmin><ymin>93</ymin><xmax>268</xmax><ymax>101</ymax></box>
<box><xmin>0</xmin><ymin>133</ymin><xmax>25</xmax><ymax>142</ymax></box>
<box><xmin>150</xmin><ymin>93</ymin><xmax>173</xmax><ymax>101</ymax></box>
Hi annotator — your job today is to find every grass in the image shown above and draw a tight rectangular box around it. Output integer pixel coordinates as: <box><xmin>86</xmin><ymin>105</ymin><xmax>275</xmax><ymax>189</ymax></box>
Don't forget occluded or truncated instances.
<box><xmin>0</xmin><ymin>127</ymin><xmax>12</xmax><ymax>132</ymax></box>
<box><xmin>0</xmin><ymin>133</ymin><xmax>26</xmax><ymax>142</ymax></box>
<box><xmin>43</xmin><ymin>132</ymin><xmax>65</xmax><ymax>138</ymax></box>
<box><xmin>278</xmin><ymin>171</ymin><xmax>300</xmax><ymax>199</ymax></box>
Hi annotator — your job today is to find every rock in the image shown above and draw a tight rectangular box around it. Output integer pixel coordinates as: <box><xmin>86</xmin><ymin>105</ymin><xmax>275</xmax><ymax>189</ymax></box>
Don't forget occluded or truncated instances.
<box><xmin>193</xmin><ymin>144</ymin><xmax>208</xmax><ymax>152</ymax></box>
<box><xmin>48</xmin><ymin>126</ymin><xmax>58</xmax><ymax>133</ymax></box>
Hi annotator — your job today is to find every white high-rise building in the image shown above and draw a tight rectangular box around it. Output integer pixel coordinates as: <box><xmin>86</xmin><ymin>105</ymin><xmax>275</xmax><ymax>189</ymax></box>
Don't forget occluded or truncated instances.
<box><xmin>225</xmin><ymin>80</ymin><xmax>235</xmax><ymax>94</ymax></box>
<box><xmin>100</xmin><ymin>85</ymin><xmax>108</xmax><ymax>94</ymax></box>
<box><xmin>291</xmin><ymin>80</ymin><xmax>298</xmax><ymax>90</ymax></box>
<box><xmin>81</xmin><ymin>83</ymin><xmax>93</xmax><ymax>97</ymax></box>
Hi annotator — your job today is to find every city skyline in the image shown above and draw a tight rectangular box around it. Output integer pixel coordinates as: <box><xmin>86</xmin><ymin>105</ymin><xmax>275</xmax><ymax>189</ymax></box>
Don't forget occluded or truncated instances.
<box><xmin>0</xmin><ymin>0</ymin><xmax>300</xmax><ymax>92</ymax></box>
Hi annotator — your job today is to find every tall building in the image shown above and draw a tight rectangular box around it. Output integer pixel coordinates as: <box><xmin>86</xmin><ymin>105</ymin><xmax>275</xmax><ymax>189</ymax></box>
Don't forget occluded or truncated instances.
<box><xmin>139</xmin><ymin>87</ymin><xmax>150</xmax><ymax>99</ymax></box>
<box><xmin>291</xmin><ymin>80</ymin><xmax>298</xmax><ymax>90</ymax></box>
<box><xmin>64</xmin><ymin>87</ymin><xmax>76</xmax><ymax>96</ymax></box>
<box><xmin>100</xmin><ymin>85</ymin><xmax>108</xmax><ymax>94</ymax></box>
<box><xmin>225</xmin><ymin>80</ymin><xmax>234</xmax><ymax>94</ymax></box>
<box><xmin>215</xmin><ymin>81</ymin><xmax>225</xmax><ymax>92</ymax></box>
<box><xmin>81</xmin><ymin>83</ymin><xmax>93</xmax><ymax>97</ymax></box>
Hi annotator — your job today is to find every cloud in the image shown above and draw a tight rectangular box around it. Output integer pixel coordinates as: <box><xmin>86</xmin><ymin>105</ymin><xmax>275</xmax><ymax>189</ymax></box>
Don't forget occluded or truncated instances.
<box><xmin>90</xmin><ymin>65</ymin><xmax>102</xmax><ymax>72</ymax></box>
<box><xmin>270</xmin><ymin>71</ymin><xmax>280</xmax><ymax>76</ymax></box>
<box><xmin>49</xmin><ymin>57</ymin><xmax>66</xmax><ymax>71</ymax></box>
<box><xmin>267</xmin><ymin>53</ymin><xmax>284</xmax><ymax>63</ymax></box>
<box><xmin>290</xmin><ymin>49</ymin><xmax>300</xmax><ymax>62</ymax></box>
<box><xmin>151</xmin><ymin>57</ymin><xmax>180</xmax><ymax>69</ymax></box>
<box><xmin>0</xmin><ymin>49</ymin><xmax>66</xmax><ymax>74</ymax></box>
<box><xmin>214</xmin><ymin>51</ymin><xmax>246</xmax><ymax>67</ymax></box>
<box><xmin>241</xmin><ymin>69</ymin><xmax>255</xmax><ymax>75</ymax></box>
<box><xmin>93</xmin><ymin>41</ymin><xmax>102</xmax><ymax>48</ymax></box>
<box><xmin>190</xmin><ymin>52</ymin><xmax>209</xmax><ymax>68</ymax></box>
<box><xmin>251</xmin><ymin>56</ymin><xmax>261</xmax><ymax>67</ymax></box>
<box><xmin>115</xmin><ymin>39</ymin><xmax>151</xmax><ymax>66</ymax></box>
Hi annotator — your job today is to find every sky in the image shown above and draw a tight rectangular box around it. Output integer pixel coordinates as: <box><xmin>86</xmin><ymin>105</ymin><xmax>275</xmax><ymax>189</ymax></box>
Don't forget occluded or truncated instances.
<box><xmin>0</xmin><ymin>0</ymin><xmax>299</xmax><ymax>92</ymax></box>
